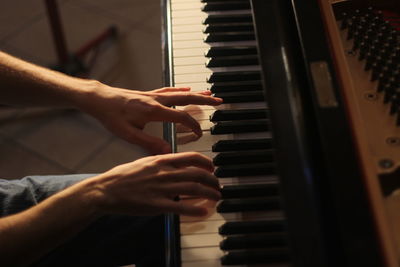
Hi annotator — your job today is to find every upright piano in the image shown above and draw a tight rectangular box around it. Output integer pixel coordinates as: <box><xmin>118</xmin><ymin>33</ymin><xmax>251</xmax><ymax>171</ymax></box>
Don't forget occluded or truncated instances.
<box><xmin>160</xmin><ymin>0</ymin><xmax>400</xmax><ymax>266</ymax></box>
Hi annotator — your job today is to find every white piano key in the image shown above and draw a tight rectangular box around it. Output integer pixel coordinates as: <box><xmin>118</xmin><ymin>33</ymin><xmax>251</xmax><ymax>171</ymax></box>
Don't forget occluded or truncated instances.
<box><xmin>182</xmin><ymin>260</ymin><xmax>241</xmax><ymax>267</ymax></box>
<box><xmin>181</xmin><ymin>246</ymin><xmax>223</xmax><ymax>262</ymax></box>
<box><xmin>218</xmin><ymin>175</ymin><xmax>279</xmax><ymax>186</ymax></box>
<box><xmin>174</xmin><ymin>65</ymin><xmax>212</xmax><ymax>75</ymax></box>
<box><xmin>181</xmin><ymin>233</ymin><xmax>223</xmax><ymax>248</ymax></box>
<box><xmin>171</xmin><ymin>2</ymin><xmax>203</xmax><ymax>11</ymax></box>
<box><xmin>174</xmin><ymin>64</ymin><xmax>261</xmax><ymax>75</ymax></box>
<box><xmin>175</xmin><ymin>82</ymin><xmax>208</xmax><ymax>91</ymax></box>
<box><xmin>173</xmin><ymin>32</ymin><xmax>206</xmax><ymax>41</ymax></box>
<box><xmin>172</xmin><ymin>17</ymin><xmax>204</xmax><ymax>26</ymax></box>
<box><xmin>176</xmin><ymin>119</ymin><xmax>213</xmax><ymax>132</ymax></box>
<box><xmin>174</xmin><ymin>56</ymin><xmax>206</xmax><ymax>66</ymax></box>
<box><xmin>176</xmin><ymin>102</ymin><xmax>268</xmax><ymax>111</ymax></box>
<box><xmin>180</xmin><ymin>220</ymin><xmax>225</xmax><ymax>235</ymax></box>
<box><xmin>172</xmin><ymin>10</ymin><xmax>208</xmax><ymax>19</ymax></box>
<box><xmin>180</xmin><ymin>208</ymin><xmax>282</xmax><ymax>223</ymax></box>
<box><xmin>182</xmin><ymin>262</ymin><xmax>288</xmax><ymax>267</ymax></box>
<box><xmin>175</xmin><ymin>72</ymin><xmax>207</xmax><ymax>83</ymax></box>
<box><xmin>173</xmin><ymin>24</ymin><xmax>205</xmax><ymax>34</ymax></box>
<box><xmin>171</xmin><ymin>0</ymin><xmax>200</xmax><ymax>3</ymax></box>
<box><xmin>173</xmin><ymin>48</ymin><xmax>207</xmax><ymax>58</ymax></box>
<box><xmin>177</xmin><ymin>131</ymin><xmax>272</xmax><ymax>152</ymax></box>
<box><xmin>173</xmin><ymin>39</ymin><xmax>257</xmax><ymax>49</ymax></box>
<box><xmin>178</xmin><ymin>106</ymin><xmax>214</xmax><ymax>120</ymax></box>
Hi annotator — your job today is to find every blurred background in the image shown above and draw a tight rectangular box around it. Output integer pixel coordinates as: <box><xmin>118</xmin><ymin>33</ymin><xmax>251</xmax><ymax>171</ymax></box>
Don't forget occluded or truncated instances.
<box><xmin>0</xmin><ymin>0</ymin><xmax>164</xmax><ymax>179</ymax></box>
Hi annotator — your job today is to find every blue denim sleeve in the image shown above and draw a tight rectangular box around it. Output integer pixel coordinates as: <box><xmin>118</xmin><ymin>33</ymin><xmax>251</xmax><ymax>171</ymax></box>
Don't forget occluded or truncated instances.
<box><xmin>0</xmin><ymin>174</ymin><xmax>95</xmax><ymax>217</ymax></box>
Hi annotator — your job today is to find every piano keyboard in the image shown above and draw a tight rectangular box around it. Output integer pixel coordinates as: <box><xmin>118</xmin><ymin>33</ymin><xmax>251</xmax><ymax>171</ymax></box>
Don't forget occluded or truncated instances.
<box><xmin>169</xmin><ymin>0</ymin><xmax>290</xmax><ymax>266</ymax></box>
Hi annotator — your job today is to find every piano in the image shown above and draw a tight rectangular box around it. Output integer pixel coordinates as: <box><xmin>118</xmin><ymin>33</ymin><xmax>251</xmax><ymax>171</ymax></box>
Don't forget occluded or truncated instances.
<box><xmin>159</xmin><ymin>0</ymin><xmax>400</xmax><ymax>266</ymax></box>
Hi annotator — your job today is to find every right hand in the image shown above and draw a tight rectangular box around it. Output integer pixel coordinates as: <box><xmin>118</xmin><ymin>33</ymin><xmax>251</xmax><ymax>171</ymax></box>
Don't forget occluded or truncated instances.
<box><xmin>86</xmin><ymin>152</ymin><xmax>221</xmax><ymax>217</ymax></box>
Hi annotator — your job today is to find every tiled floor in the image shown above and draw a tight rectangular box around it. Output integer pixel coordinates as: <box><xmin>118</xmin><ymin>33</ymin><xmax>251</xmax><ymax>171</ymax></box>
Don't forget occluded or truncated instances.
<box><xmin>0</xmin><ymin>0</ymin><xmax>164</xmax><ymax>179</ymax></box>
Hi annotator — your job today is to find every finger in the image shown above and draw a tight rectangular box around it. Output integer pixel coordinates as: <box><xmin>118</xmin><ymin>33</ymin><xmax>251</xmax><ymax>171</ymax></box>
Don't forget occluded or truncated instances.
<box><xmin>198</xmin><ymin>90</ymin><xmax>212</xmax><ymax>95</ymax></box>
<box><xmin>157</xmin><ymin>93</ymin><xmax>223</xmax><ymax>106</ymax></box>
<box><xmin>157</xmin><ymin>168</ymin><xmax>219</xmax><ymax>190</ymax></box>
<box><xmin>160</xmin><ymin>199</ymin><xmax>208</xmax><ymax>217</ymax></box>
<box><xmin>153</xmin><ymin>107</ymin><xmax>202</xmax><ymax>137</ymax></box>
<box><xmin>156</xmin><ymin>152</ymin><xmax>214</xmax><ymax>172</ymax></box>
<box><xmin>165</xmin><ymin>182</ymin><xmax>221</xmax><ymax>201</ymax></box>
<box><xmin>118</xmin><ymin>122</ymin><xmax>172</xmax><ymax>154</ymax></box>
<box><xmin>152</xmin><ymin>87</ymin><xmax>191</xmax><ymax>93</ymax></box>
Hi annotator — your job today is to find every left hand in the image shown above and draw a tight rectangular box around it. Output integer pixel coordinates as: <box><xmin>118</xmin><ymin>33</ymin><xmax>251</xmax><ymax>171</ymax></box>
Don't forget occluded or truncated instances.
<box><xmin>82</xmin><ymin>85</ymin><xmax>222</xmax><ymax>154</ymax></box>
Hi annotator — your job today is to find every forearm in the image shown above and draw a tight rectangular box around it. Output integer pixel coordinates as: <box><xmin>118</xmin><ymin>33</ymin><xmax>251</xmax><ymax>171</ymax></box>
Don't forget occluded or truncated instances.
<box><xmin>0</xmin><ymin>51</ymin><xmax>98</xmax><ymax>108</ymax></box>
<box><xmin>0</xmin><ymin>178</ymin><xmax>101</xmax><ymax>267</ymax></box>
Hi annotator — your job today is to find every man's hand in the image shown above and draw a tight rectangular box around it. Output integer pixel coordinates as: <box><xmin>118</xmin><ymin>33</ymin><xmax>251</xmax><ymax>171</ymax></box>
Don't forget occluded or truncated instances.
<box><xmin>81</xmin><ymin>85</ymin><xmax>222</xmax><ymax>154</ymax></box>
<box><xmin>81</xmin><ymin>152</ymin><xmax>221</xmax><ymax>217</ymax></box>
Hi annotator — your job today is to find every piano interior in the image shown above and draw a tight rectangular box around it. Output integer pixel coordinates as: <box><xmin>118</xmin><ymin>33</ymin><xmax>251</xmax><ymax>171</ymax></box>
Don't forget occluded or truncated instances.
<box><xmin>161</xmin><ymin>0</ymin><xmax>400</xmax><ymax>266</ymax></box>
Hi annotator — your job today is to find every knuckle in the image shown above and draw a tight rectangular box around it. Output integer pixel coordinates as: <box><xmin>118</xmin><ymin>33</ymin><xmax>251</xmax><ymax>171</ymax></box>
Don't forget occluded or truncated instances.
<box><xmin>143</xmin><ymin>161</ymin><xmax>159</xmax><ymax>172</ymax></box>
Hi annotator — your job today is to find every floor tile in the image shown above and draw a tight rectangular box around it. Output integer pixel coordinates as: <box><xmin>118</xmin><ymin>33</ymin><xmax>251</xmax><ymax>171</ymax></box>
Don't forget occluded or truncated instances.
<box><xmin>3</xmin><ymin>1</ymin><xmax>127</xmax><ymax>68</ymax></box>
<box><xmin>0</xmin><ymin>136</ymin><xmax>69</xmax><ymax>180</ymax></box>
<box><xmin>14</xmin><ymin>110</ymin><xmax>111</xmax><ymax>170</ymax></box>
<box><xmin>0</xmin><ymin>108</ymin><xmax>68</xmax><ymax>139</ymax></box>
<box><xmin>77</xmin><ymin>121</ymin><xmax>163</xmax><ymax>173</ymax></box>
<box><xmin>0</xmin><ymin>0</ymin><xmax>46</xmax><ymax>41</ymax></box>
<box><xmin>76</xmin><ymin>136</ymin><xmax>149</xmax><ymax>173</ymax></box>
<box><xmin>69</xmin><ymin>0</ymin><xmax>161</xmax><ymax>33</ymax></box>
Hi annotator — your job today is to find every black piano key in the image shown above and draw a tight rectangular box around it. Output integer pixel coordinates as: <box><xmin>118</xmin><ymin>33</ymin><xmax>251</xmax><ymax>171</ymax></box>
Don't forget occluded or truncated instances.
<box><xmin>220</xmin><ymin>183</ymin><xmax>279</xmax><ymax>199</ymax></box>
<box><xmin>221</xmin><ymin>248</ymin><xmax>290</xmax><ymax>265</ymax></box>
<box><xmin>214</xmin><ymin>163</ymin><xmax>276</xmax><ymax>177</ymax></box>
<box><xmin>203</xmin><ymin>14</ymin><xmax>253</xmax><ymax>25</ymax></box>
<box><xmin>210</xmin><ymin>108</ymin><xmax>268</xmax><ymax>122</ymax></box>
<box><xmin>217</xmin><ymin>197</ymin><xmax>281</xmax><ymax>213</ymax></box>
<box><xmin>204</xmin><ymin>31</ymin><xmax>255</xmax><ymax>43</ymax></box>
<box><xmin>203</xmin><ymin>23</ymin><xmax>254</xmax><ymax>34</ymax></box>
<box><xmin>220</xmin><ymin>233</ymin><xmax>288</xmax><ymax>250</ymax></box>
<box><xmin>210</xmin><ymin>80</ymin><xmax>263</xmax><ymax>93</ymax></box>
<box><xmin>213</xmin><ymin>91</ymin><xmax>264</xmax><ymax>103</ymax></box>
<box><xmin>206</xmin><ymin>55</ymin><xmax>259</xmax><ymax>67</ymax></box>
<box><xmin>205</xmin><ymin>46</ymin><xmax>257</xmax><ymax>57</ymax></box>
<box><xmin>202</xmin><ymin>1</ymin><xmax>251</xmax><ymax>12</ymax></box>
<box><xmin>213</xmin><ymin>149</ymin><xmax>274</xmax><ymax>166</ymax></box>
<box><xmin>210</xmin><ymin>119</ymin><xmax>269</xmax><ymax>135</ymax></box>
<box><xmin>219</xmin><ymin>219</ymin><xmax>285</xmax><ymax>235</ymax></box>
<box><xmin>212</xmin><ymin>138</ymin><xmax>273</xmax><ymax>152</ymax></box>
<box><xmin>207</xmin><ymin>71</ymin><xmax>261</xmax><ymax>83</ymax></box>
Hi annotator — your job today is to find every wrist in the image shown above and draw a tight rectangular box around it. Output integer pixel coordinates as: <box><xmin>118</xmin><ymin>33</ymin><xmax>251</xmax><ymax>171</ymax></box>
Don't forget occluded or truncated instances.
<box><xmin>57</xmin><ymin>176</ymin><xmax>106</xmax><ymax>221</ymax></box>
<box><xmin>67</xmin><ymin>79</ymin><xmax>107</xmax><ymax>111</ymax></box>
